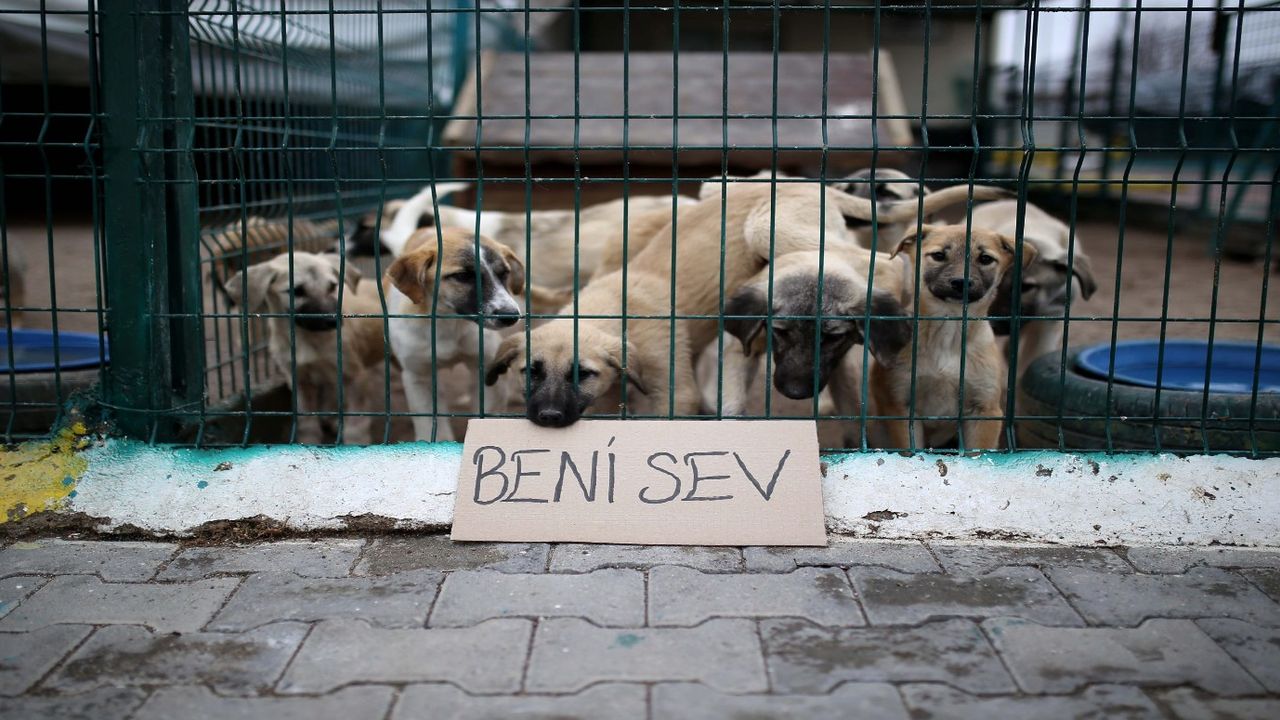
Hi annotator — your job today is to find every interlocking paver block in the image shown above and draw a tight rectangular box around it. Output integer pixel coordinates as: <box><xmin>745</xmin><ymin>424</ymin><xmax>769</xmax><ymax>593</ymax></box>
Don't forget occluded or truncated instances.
<box><xmin>899</xmin><ymin>683</ymin><xmax>1162</xmax><ymax>720</ymax></box>
<box><xmin>393</xmin><ymin>684</ymin><xmax>647</xmax><ymax>720</ymax></box>
<box><xmin>1196</xmin><ymin>618</ymin><xmax>1280</xmax><ymax>692</ymax></box>
<box><xmin>0</xmin><ymin>575</ymin><xmax>238</xmax><ymax>633</ymax></box>
<box><xmin>1045</xmin><ymin>566</ymin><xmax>1280</xmax><ymax>627</ymax></box>
<box><xmin>48</xmin><ymin>623</ymin><xmax>307</xmax><ymax>694</ymax></box>
<box><xmin>930</xmin><ymin>543</ymin><xmax>1131</xmax><ymax>575</ymax></box>
<box><xmin>134</xmin><ymin>686</ymin><xmax>395</xmax><ymax>720</ymax></box>
<box><xmin>744</xmin><ymin>540</ymin><xmax>939</xmax><ymax>573</ymax></box>
<box><xmin>0</xmin><ymin>625</ymin><xmax>92</xmax><ymax>695</ymax></box>
<box><xmin>652</xmin><ymin>683</ymin><xmax>909</xmax><ymax>719</ymax></box>
<box><xmin>649</xmin><ymin>565</ymin><xmax>862</xmax><ymax>626</ymax></box>
<box><xmin>0</xmin><ymin>576</ymin><xmax>46</xmax><ymax>620</ymax></box>
<box><xmin>208</xmin><ymin>569</ymin><xmax>440</xmax><ymax>631</ymax></box>
<box><xmin>279</xmin><ymin>618</ymin><xmax>531</xmax><ymax>694</ymax></box>
<box><xmin>761</xmin><ymin>618</ymin><xmax>1015</xmax><ymax>694</ymax></box>
<box><xmin>983</xmin><ymin>617</ymin><xmax>1264</xmax><ymax>696</ymax></box>
<box><xmin>850</xmin><ymin>566</ymin><xmax>1082</xmax><ymax>626</ymax></box>
<box><xmin>1243</xmin><ymin>568</ymin><xmax>1280</xmax><ymax>602</ymax></box>
<box><xmin>1124</xmin><ymin>546</ymin><xmax>1280</xmax><ymax>573</ymax></box>
<box><xmin>0</xmin><ymin>540</ymin><xmax>176</xmax><ymax>581</ymax></box>
<box><xmin>0</xmin><ymin>688</ymin><xmax>147</xmax><ymax>720</ymax></box>
<box><xmin>526</xmin><ymin>618</ymin><xmax>767</xmax><ymax>693</ymax></box>
<box><xmin>430</xmin><ymin>569</ymin><xmax>643</xmax><ymax>627</ymax></box>
<box><xmin>1154</xmin><ymin>688</ymin><xmax>1280</xmax><ymax>720</ymax></box>
<box><xmin>354</xmin><ymin>536</ymin><xmax>548</xmax><ymax>575</ymax></box>
<box><xmin>158</xmin><ymin>539</ymin><xmax>364</xmax><ymax>580</ymax></box>
<box><xmin>550</xmin><ymin>544</ymin><xmax>742</xmax><ymax>573</ymax></box>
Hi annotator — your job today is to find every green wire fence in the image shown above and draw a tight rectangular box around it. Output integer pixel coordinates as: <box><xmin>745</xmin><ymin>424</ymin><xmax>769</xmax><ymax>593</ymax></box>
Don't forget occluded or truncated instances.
<box><xmin>0</xmin><ymin>0</ymin><xmax>1276</xmax><ymax>455</ymax></box>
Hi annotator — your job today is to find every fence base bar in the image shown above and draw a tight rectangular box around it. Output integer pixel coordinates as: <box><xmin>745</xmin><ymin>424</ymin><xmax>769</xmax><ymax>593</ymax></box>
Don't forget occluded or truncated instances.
<box><xmin>2</xmin><ymin>441</ymin><xmax>1277</xmax><ymax>546</ymax></box>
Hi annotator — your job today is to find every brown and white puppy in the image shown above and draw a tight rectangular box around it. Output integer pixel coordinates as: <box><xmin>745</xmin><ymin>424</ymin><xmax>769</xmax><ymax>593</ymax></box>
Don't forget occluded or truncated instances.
<box><xmin>384</xmin><ymin>226</ymin><xmax>526</xmax><ymax>441</ymax></box>
<box><xmin>870</xmin><ymin>224</ymin><xmax>1037</xmax><ymax>451</ymax></box>
<box><xmin>225</xmin><ymin>252</ymin><xmax>386</xmax><ymax>444</ymax></box>
<box><xmin>383</xmin><ymin>184</ymin><xmax>695</xmax><ymax>312</ymax></box>
<box><xmin>971</xmin><ymin>200</ymin><xmax>1098</xmax><ymax>377</ymax></box>
<box><xmin>484</xmin><ymin>269</ymin><xmax>699</xmax><ymax>427</ymax></box>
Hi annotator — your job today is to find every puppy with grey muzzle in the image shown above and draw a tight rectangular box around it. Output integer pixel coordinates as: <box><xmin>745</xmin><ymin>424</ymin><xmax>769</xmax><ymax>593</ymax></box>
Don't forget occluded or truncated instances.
<box><xmin>225</xmin><ymin>252</ymin><xmax>386</xmax><ymax>444</ymax></box>
<box><xmin>722</xmin><ymin>252</ymin><xmax>912</xmax><ymax>403</ymax></box>
<box><xmin>870</xmin><ymin>224</ymin><xmax>1037</xmax><ymax>451</ymax></box>
<box><xmin>971</xmin><ymin>200</ymin><xmax>1098</xmax><ymax>378</ymax></box>
<box><xmin>384</xmin><ymin>226</ymin><xmax>526</xmax><ymax>441</ymax></box>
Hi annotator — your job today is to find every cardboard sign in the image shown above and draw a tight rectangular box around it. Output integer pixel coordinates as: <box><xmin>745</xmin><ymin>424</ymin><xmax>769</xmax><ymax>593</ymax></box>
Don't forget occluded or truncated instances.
<box><xmin>452</xmin><ymin>419</ymin><xmax>826</xmax><ymax>546</ymax></box>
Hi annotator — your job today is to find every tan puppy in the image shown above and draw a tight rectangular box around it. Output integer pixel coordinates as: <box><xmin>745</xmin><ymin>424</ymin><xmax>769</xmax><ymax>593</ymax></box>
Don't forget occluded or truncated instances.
<box><xmin>485</xmin><ymin>269</ymin><xmax>700</xmax><ymax>427</ymax></box>
<box><xmin>225</xmin><ymin>252</ymin><xmax>386</xmax><ymax>444</ymax></box>
<box><xmin>870</xmin><ymin>224</ymin><xmax>1037</xmax><ymax>451</ymax></box>
<box><xmin>384</xmin><ymin>227</ymin><xmax>525</xmax><ymax>442</ymax></box>
<box><xmin>971</xmin><ymin>200</ymin><xmax>1098</xmax><ymax>377</ymax></box>
<box><xmin>383</xmin><ymin>185</ymin><xmax>695</xmax><ymax>311</ymax></box>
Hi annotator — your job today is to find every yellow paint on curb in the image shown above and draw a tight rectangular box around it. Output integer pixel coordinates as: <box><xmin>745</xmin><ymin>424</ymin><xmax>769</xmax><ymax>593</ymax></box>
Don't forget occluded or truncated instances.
<box><xmin>1</xmin><ymin>423</ymin><xmax>90</xmax><ymax>523</ymax></box>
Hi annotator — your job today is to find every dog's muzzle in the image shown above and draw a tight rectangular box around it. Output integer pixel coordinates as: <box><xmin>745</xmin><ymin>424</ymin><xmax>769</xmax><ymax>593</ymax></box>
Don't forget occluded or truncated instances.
<box><xmin>296</xmin><ymin>315</ymin><xmax>339</xmax><ymax>331</ymax></box>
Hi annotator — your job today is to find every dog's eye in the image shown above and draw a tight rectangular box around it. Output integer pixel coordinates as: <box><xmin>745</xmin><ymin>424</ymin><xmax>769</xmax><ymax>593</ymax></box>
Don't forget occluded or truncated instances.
<box><xmin>447</xmin><ymin>271</ymin><xmax>475</xmax><ymax>282</ymax></box>
<box><xmin>329</xmin><ymin>280</ymin><xmax>339</xmax><ymax>292</ymax></box>
<box><xmin>977</xmin><ymin>254</ymin><xmax>996</xmax><ymax>266</ymax></box>
<box><xmin>1021</xmin><ymin>281</ymin><xmax>1040</xmax><ymax>292</ymax></box>
<box><xmin>290</xmin><ymin>285</ymin><xmax>307</xmax><ymax>297</ymax></box>
<box><xmin>567</xmin><ymin>367</ymin><xmax>597</xmax><ymax>382</ymax></box>
<box><xmin>929</xmin><ymin>251</ymin><xmax>946</xmax><ymax>262</ymax></box>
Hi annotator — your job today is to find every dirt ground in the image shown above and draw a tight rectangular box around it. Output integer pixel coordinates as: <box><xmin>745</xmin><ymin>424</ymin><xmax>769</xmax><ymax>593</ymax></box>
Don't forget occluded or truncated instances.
<box><xmin>4</xmin><ymin>215</ymin><xmax>1277</xmax><ymax>442</ymax></box>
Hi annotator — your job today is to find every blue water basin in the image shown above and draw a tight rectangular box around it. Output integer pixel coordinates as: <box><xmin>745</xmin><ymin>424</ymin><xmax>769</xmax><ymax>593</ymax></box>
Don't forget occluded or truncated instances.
<box><xmin>0</xmin><ymin>329</ymin><xmax>109</xmax><ymax>373</ymax></box>
<box><xmin>1076</xmin><ymin>340</ymin><xmax>1280</xmax><ymax>394</ymax></box>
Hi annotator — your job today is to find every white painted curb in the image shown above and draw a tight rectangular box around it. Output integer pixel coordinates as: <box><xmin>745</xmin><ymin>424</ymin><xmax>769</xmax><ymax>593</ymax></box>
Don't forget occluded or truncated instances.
<box><xmin>40</xmin><ymin>440</ymin><xmax>1280</xmax><ymax>545</ymax></box>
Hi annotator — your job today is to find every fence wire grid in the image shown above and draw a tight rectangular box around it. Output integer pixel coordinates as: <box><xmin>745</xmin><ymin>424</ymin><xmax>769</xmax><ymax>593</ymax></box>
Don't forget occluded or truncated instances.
<box><xmin>0</xmin><ymin>0</ymin><xmax>1277</xmax><ymax>456</ymax></box>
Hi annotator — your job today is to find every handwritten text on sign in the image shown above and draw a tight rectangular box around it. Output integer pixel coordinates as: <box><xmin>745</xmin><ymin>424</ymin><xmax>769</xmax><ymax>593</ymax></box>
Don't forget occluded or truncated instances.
<box><xmin>452</xmin><ymin>419</ymin><xmax>826</xmax><ymax>546</ymax></box>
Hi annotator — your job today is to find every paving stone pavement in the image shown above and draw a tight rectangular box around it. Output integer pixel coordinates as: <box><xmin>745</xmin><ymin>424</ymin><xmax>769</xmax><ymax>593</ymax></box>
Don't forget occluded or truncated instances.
<box><xmin>0</xmin><ymin>535</ymin><xmax>1277</xmax><ymax>718</ymax></box>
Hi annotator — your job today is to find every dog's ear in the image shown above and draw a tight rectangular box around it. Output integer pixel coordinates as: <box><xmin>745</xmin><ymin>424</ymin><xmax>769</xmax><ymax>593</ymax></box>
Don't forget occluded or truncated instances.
<box><xmin>493</xmin><ymin>243</ymin><xmax>525</xmax><ymax>296</ymax></box>
<box><xmin>224</xmin><ymin>263</ymin><xmax>277</xmax><ymax>312</ymax></box>
<box><xmin>605</xmin><ymin>339</ymin><xmax>649</xmax><ymax>396</ymax></box>
<box><xmin>999</xmin><ymin>234</ymin><xmax>1039</xmax><ymax>270</ymax></box>
<box><xmin>319</xmin><ymin>254</ymin><xmax>362</xmax><ymax>290</ymax></box>
<box><xmin>385</xmin><ymin>245</ymin><xmax>437</xmax><ymax>305</ymax></box>
<box><xmin>1068</xmin><ymin>253</ymin><xmax>1098</xmax><ymax>300</ymax></box>
<box><xmin>485</xmin><ymin>335</ymin><xmax>524</xmax><ymax>386</ymax></box>
<box><xmin>863</xmin><ymin>291</ymin><xmax>913</xmax><ymax>366</ymax></box>
<box><xmin>889</xmin><ymin>224</ymin><xmax>931</xmax><ymax>258</ymax></box>
<box><xmin>724</xmin><ymin>285</ymin><xmax>768</xmax><ymax>356</ymax></box>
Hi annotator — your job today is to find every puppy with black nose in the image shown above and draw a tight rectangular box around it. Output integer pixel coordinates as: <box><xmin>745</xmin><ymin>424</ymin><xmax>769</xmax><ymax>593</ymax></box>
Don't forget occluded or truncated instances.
<box><xmin>869</xmin><ymin>224</ymin><xmax>1037</xmax><ymax>451</ymax></box>
<box><xmin>225</xmin><ymin>252</ymin><xmax>386</xmax><ymax>444</ymax></box>
<box><xmin>485</xmin><ymin>269</ymin><xmax>700</xmax><ymax>428</ymax></box>
<box><xmin>721</xmin><ymin>251</ymin><xmax>912</xmax><ymax>403</ymax></box>
<box><xmin>385</xmin><ymin>227</ymin><xmax>526</xmax><ymax>441</ymax></box>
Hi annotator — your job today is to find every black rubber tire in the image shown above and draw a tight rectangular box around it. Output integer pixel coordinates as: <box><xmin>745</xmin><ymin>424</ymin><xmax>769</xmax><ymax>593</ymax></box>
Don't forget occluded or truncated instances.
<box><xmin>0</xmin><ymin>368</ymin><xmax>102</xmax><ymax>437</ymax></box>
<box><xmin>1017</xmin><ymin>349</ymin><xmax>1280</xmax><ymax>454</ymax></box>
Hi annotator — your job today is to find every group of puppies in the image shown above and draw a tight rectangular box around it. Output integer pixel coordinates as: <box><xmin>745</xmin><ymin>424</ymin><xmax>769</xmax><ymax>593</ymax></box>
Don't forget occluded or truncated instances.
<box><xmin>223</xmin><ymin>170</ymin><xmax>1097</xmax><ymax>449</ymax></box>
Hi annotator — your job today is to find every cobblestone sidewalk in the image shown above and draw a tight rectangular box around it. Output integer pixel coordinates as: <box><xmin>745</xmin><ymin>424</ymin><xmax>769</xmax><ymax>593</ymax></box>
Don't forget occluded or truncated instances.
<box><xmin>1</xmin><ymin>536</ymin><xmax>1278</xmax><ymax>719</ymax></box>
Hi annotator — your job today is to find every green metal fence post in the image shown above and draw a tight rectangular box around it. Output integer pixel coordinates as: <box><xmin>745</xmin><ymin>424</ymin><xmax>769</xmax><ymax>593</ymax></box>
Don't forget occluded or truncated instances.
<box><xmin>100</xmin><ymin>0</ymin><xmax>204</xmax><ymax>440</ymax></box>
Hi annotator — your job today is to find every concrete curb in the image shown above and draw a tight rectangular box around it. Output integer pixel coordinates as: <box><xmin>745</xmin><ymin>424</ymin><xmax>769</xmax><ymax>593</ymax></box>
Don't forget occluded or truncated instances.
<box><xmin>3</xmin><ymin>435</ymin><xmax>1277</xmax><ymax>545</ymax></box>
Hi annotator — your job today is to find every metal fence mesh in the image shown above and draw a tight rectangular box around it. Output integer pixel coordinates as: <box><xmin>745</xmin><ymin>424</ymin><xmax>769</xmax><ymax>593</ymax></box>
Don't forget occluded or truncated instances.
<box><xmin>1</xmin><ymin>0</ymin><xmax>1277</xmax><ymax>455</ymax></box>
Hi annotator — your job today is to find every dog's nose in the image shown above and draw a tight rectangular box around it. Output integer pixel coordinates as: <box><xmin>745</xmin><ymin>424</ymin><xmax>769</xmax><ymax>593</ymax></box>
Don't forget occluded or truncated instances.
<box><xmin>492</xmin><ymin>309</ymin><xmax>520</xmax><ymax>327</ymax></box>
<box><xmin>949</xmin><ymin>278</ymin><xmax>968</xmax><ymax>293</ymax></box>
<box><xmin>534</xmin><ymin>408</ymin><xmax>566</xmax><ymax>427</ymax></box>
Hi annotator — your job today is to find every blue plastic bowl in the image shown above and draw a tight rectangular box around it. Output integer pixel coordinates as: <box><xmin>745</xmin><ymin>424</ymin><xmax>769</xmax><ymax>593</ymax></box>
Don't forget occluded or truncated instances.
<box><xmin>0</xmin><ymin>329</ymin><xmax>109</xmax><ymax>373</ymax></box>
<box><xmin>1075</xmin><ymin>340</ymin><xmax>1280</xmax><ymax>394</ymax></box>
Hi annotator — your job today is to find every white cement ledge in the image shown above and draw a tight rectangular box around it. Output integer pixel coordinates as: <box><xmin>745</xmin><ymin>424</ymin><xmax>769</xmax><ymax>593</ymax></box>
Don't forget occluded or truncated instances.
<box><xmin>15</xmin><ymin>439</ymin><xmax>1280</xmax><ymax>546</ymax></box>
